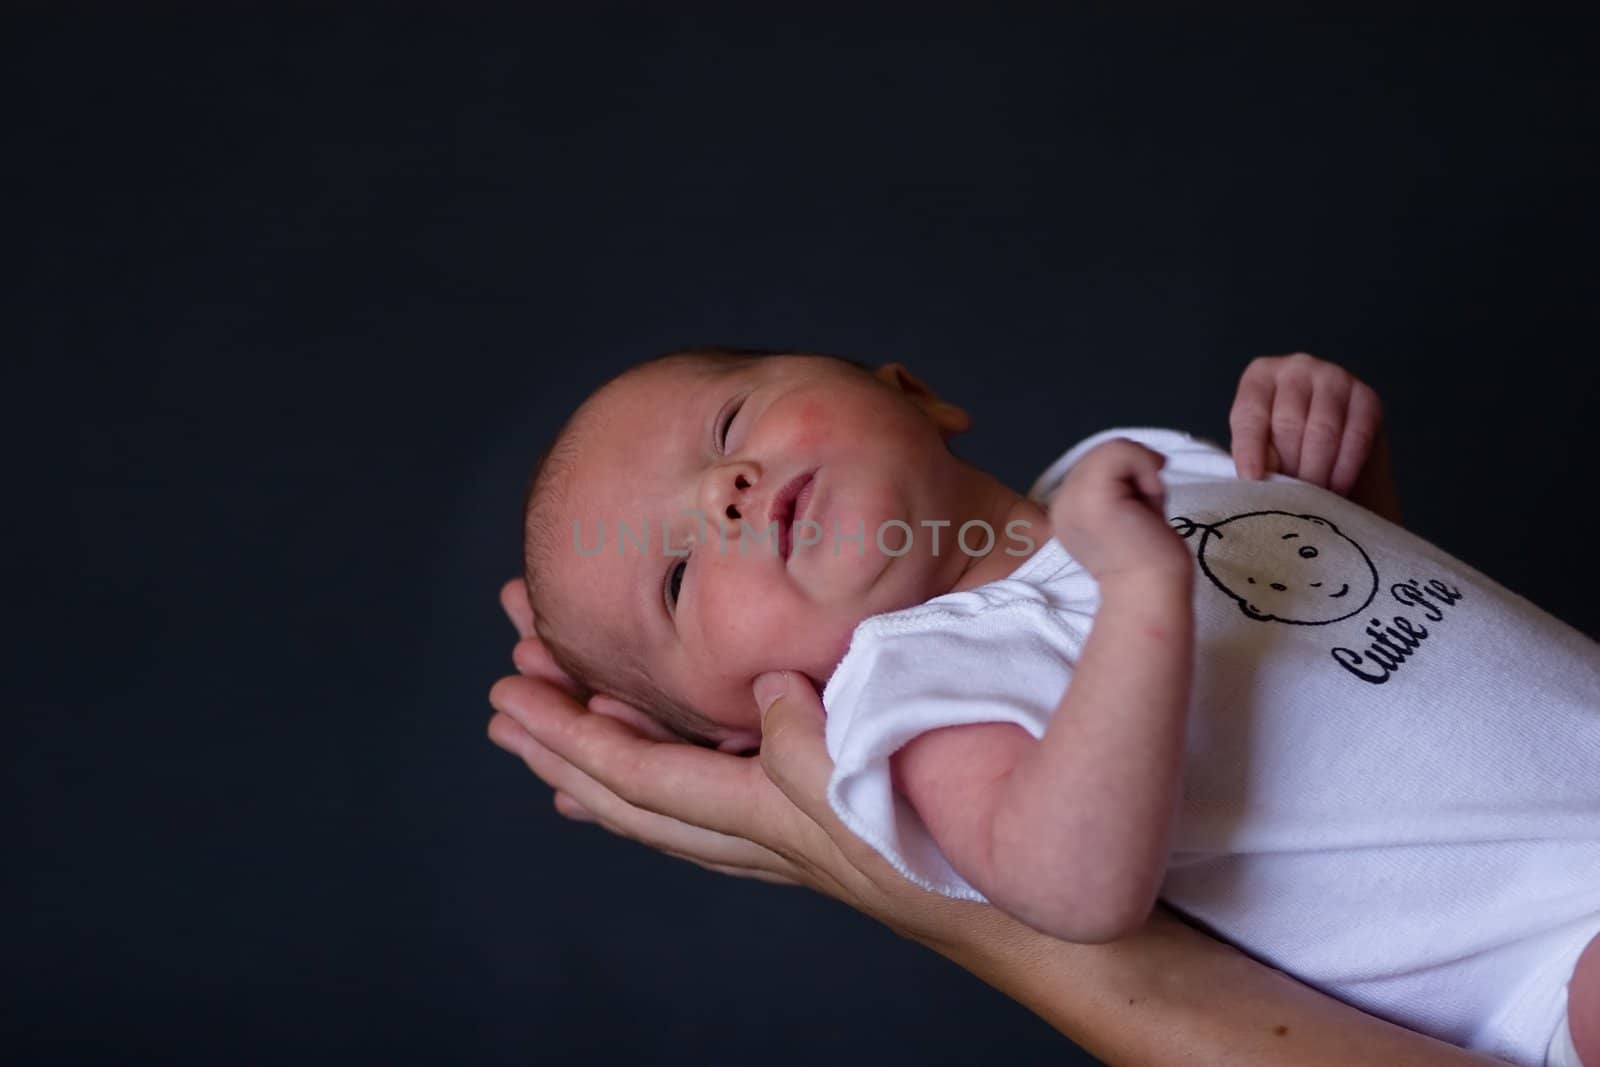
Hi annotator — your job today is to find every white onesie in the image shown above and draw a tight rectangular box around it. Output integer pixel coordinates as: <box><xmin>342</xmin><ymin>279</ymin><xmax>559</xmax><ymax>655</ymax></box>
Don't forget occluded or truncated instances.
<box><xmin>822</xmin><ymin>427</ymin><xmax>1600</xmax><ymax>1067</ymax></box>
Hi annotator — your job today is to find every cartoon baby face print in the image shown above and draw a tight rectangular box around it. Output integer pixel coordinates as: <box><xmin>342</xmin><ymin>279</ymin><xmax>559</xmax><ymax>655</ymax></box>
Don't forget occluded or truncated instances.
<box><xmin>1170</xmin><ymin>511</ymin><xmax>1378</xmax><ymax>625</ymax></box>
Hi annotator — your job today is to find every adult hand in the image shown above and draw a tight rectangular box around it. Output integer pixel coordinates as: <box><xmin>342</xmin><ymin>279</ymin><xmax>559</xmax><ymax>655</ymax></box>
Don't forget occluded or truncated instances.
<box><xmin>488</xmin><ymin>578</ymin><xmax>1499</xmax><ymax>1066</ymax></box>
<box><xmin>487</xmin><ymin>578</ymin><xmax>1007</xmax><ymax>951</ymax></box>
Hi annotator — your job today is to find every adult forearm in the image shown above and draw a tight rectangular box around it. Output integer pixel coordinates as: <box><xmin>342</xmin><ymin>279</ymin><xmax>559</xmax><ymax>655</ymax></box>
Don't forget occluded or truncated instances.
<box><xmin>937</xmin><ymin>905</ymin><xmax>1505</xmax><ymax>1067</ymax></box>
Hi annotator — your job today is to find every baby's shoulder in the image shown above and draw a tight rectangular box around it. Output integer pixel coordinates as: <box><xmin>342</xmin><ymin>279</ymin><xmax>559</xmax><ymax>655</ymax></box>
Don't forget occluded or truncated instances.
<box><xmin>843</xmin><ymin>539</ymin><xmax>1096</xmax><ymax>656</ymax></box>
<box><xmin>1029</xmin><ymin>426</ymin><xmax>1234</xmax><ymax>502</ymax></box>
<box><xmin>822</xmin><ymin>568</ymin><xmax>1093</xmax><ymax>752</ymax></box>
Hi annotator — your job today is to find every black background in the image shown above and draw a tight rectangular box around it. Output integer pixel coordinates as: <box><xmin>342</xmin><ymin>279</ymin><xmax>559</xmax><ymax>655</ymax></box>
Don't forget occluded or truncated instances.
<box><xmin>18</xmin><ymin>12</ymin><xmax>1600</xmax><ymax>1066</ymax></box>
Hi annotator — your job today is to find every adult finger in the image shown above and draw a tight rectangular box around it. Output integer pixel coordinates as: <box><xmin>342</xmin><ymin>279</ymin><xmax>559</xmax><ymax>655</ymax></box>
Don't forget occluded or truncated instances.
<box><xmin>752</xmin><ymin>671</ymin><xmax>836</xmax><ymax>827</ymax></box>
<box><xmin>752</xmin><ymin>670</ymin><xmax>889</xmax><ymax>899</ymax></box>
<box><xmin>1297</xmin><ymin>372</ymin><xmax>1351</xmax><ymax>489</ymax></box>
<box><xmin>487</xmin><ymin>706</ymin><xmax>788</xmax><ymax>875</ymax></box>
<box><xmin>511</xmin><ymin>636</ymin><xmax>585</xmax><ymax>699</ymax></box>
<box><xmin>553</xmin><ymin>790</ymin><xmax>596</xmax><ymax>822</ymax></box>
<box><xmin>547</xmin><ymin>751</ymin><xmax>782</xmax><ymax>874</ymax></box>
<box><xmin>500</xmin><ymin>577</ymin><xmax>535</xmax><ymax>638</ymax></box>
<box><xmin>751</xmin><ymin>671</ymin><xmax>932</xmax><ymax>909</ymax></box>
<box><xmin>1330</xmin><ymin>382</ymin><xmax>1382</xmax><ymax>496</ymax></box>
<box><xmin>1228</xmin><ymin>360</ymin><xmax>1276</xmax><ymax>480</ymax></box>
<box><xmin>489</xmin><ymin>674</ymin><xmax>787</xmax><ymax>842</ymax></box>
<box><xmin>660</xmin><ymin>849</ymin><xmax>803</xmax><ymax>886</ymax></box>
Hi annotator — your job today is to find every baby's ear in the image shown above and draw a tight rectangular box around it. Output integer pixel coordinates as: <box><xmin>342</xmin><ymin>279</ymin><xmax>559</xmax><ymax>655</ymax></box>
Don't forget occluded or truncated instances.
<box><xmin>715</xmin><ymin>729</ymin><xmax>762</xmax><ymax>756</ymax></box>
<box><xmin>874</xmin><ymin>363</ymin><xmax>971</xmax><ymax>438</ymax></box>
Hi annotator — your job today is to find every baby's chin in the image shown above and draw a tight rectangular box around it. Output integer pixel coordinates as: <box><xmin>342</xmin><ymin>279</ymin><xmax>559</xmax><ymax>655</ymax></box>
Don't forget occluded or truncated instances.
<box><xmin>692</xmin><ymin>626</ymin><xmax>860</xmax><ymax>741</ymax></box>
<box><xmin>699</xmin><ymin>663</ymin><xmax>840</xmax><ymax>740</ymax></box>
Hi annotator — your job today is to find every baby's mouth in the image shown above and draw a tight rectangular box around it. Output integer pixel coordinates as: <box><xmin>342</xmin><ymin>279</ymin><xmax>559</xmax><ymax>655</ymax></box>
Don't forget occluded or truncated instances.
<box><xmin>769</xmin><ymin>470</ymin><xmax>817</xmax><ymax>560</ymax></box>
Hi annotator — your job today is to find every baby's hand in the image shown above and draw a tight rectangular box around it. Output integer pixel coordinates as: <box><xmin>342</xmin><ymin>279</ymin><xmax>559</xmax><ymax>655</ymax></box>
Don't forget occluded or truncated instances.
<box><xmin>1229</xmin><ymin>353</ymin><xmax>1384</xmax><ymax>495</ymax></box>
<box><xmin>1049</xmin><ymin>439</ymin><xmax>1191</xmax><ymax>582</ymax></box>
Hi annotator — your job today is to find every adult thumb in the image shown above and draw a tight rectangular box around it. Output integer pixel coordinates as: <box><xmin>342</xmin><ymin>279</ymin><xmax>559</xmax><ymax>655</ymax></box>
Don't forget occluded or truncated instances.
<box><xmin>754</xmin><ymin>670</ymin><xmax>790</xmax><ymax>718</ymax></box>
<box><xmin>751</xmin><ymin>671</ymin><xmax>831</xmax><ymax>817</ymax></box>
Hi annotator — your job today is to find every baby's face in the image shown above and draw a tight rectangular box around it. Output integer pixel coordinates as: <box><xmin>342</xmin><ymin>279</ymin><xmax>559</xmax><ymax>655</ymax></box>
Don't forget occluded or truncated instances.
<box><xmin>543</xmin><ymin>354</ymin><xmax>974</xmax><ymax>746</ymax></box>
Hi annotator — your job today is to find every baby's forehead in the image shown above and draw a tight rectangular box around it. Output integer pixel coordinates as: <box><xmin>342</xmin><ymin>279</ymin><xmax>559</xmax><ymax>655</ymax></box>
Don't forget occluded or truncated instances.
<box><xmin>589</xmin><ymin>353</ymin><xmax>742</xmax><ymax>413</ymax></box>
<box><xmin>566</xmin><ymin>356</ymin><xmax>745</xmax><ymax>478</ymax></box>
<box><xmin>542</xmin><ymin>360</ymin><xmax>737</xmax><ymax>611</ymax></box>
<box><xmin>534</xmin><ymin>517</ymin><xmax>640</xmax><ymax>665</ymax></box>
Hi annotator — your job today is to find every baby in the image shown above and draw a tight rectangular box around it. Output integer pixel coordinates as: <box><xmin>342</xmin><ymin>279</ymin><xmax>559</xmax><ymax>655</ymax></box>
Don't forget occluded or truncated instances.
<box><xmin>522</xmin><ymin>348</ymin><xmax>1598</xmax><ymax>1067</ymax></box>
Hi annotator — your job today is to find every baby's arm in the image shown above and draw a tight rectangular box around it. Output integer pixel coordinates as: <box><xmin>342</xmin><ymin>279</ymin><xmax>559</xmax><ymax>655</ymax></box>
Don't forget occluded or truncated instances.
<box><xmin>890</xmin><ymin>440</ymin><xmax>1194</xmax><ymax>943</ymax></box>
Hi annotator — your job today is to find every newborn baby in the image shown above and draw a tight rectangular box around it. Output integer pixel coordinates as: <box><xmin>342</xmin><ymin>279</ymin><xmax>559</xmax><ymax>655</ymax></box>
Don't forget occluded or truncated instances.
<box><xmin>521</xmin><ymin>349</ymin><xmax>1020</xmax><ymax>752</ymax></box>
<box><xmin>522</xmin><ymin>348</ymin><xmax>1598</xmax><ymax>1067</ymax></box>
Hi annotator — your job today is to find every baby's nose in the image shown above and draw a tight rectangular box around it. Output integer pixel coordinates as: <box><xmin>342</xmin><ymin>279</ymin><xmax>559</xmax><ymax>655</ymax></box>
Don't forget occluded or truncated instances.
<box><xmin>700</xmin><ymin>461</ymin><xmax>761</xmax><ymax>533</ymax></box>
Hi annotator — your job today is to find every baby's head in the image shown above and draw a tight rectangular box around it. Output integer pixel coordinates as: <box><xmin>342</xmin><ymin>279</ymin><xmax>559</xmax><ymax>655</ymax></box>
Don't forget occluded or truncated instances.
<box><xmin>522</xmin><ymin>348</ymin><xmax>975</xmax><ymax>751</ymax></box>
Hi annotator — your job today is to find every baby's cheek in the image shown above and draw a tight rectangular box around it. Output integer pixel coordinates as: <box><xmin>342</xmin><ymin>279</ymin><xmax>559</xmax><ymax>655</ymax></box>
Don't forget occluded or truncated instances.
<box><xmin>694</xmin><ymin>578</ymin><xmax>776</xmax><ymax>657</ymax></box>
<box><xmin>788</xmin><ymin>399</ymin><xmax>832</xmax><ymax>453</ymax></box>
<box><xmin>700</xmin><ymin>597</ymin><xmax>810</xmax><ymax>685</ymax></box>
<box><xmin>722</xmin><ymin>602</ymin><xmax>794</xmax><ymax>664</ymax></box>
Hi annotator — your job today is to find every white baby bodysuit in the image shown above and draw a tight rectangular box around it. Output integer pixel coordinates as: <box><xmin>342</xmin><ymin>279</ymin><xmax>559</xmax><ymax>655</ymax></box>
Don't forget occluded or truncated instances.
<box><xmin>822</xmin><ymin>427</ymin><xmax>1600</xmax><ymax>1067</ymax></box>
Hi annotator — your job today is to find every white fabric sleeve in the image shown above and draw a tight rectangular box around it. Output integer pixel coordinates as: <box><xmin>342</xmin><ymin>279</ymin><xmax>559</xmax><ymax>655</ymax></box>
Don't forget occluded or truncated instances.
<box><xmin>823</xmin><ymin>604</ymin><xmax>1082</xmax><ymax>900</ymax></box>
<box><xmin>1028</xmin><ymin>426</ymin><xmax>1236</xmax><ymax>501</ymax></box>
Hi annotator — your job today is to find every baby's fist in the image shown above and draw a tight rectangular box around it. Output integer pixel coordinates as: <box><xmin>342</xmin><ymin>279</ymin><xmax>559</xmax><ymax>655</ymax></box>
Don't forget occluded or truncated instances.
<box><xmin>1049</xmin><ymin>439</ymin><xmax>1191</xmax><ymax>582</ymax></box>
<box><xmin>1229</xmin><ymin>353</ymin><xmax>1383</xmax><ymax>496</ymax></box>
